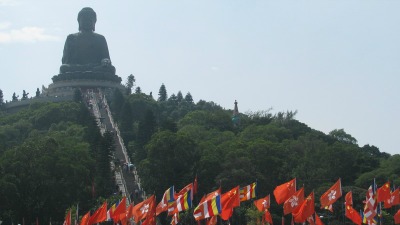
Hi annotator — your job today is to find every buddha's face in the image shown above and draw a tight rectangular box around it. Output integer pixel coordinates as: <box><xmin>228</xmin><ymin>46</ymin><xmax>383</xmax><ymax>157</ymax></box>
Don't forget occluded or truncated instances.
<box><xmin>78</xmin><ymin>10</ymin><xmax>96</xmax><ymax>32</ymax></box>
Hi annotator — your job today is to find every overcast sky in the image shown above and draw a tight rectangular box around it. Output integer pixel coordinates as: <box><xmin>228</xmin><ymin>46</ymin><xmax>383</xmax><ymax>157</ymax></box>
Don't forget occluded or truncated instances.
<box><xmin>0</xmin><ymin>0</ymin><xmax>399</xmax><ymax>155</ymax></box>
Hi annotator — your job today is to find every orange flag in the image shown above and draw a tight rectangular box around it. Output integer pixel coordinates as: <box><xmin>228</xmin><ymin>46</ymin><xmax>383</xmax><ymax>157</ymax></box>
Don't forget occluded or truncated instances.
<box><xmin>320</xmin><ymin>179</ymin><xmax>342</xmax><ymax>211</ymax></box>
<box><xmin>132</xmin><ymin>195</ymin><xmax>156</xmax><ymax>223</ymax></box>
<box><xmin>120</xmin><ymin>204</ymin><xmax>133</xmax><ymax>225</ymax></box>
<box><xmin>293</xmin><ymin>191</ymin><xmax>315</xmax><ymax>223</ymax></box>
<box><xmin>207</xmin><ymin>216</ymin><xmax>217</xmax><ymax>225</ymax></box>
<box><xmin>345</xmin><ymin>191</ymin><xmax>353</xmax><ymax>206</ymax></box>
<box><xmin>384</xmin><ymin>188</ymin><xmax>399</xmax><ymax>208</ymax></box>
<box><xmin>283</xmin><ymin>187</ymin><xmax>304</xmax><ymax>215</ymax></box>
<box><xmin>79</xmin><ymin>212</ymin><xmax>90</xmax><ymax>225</ymax></box>
<box><xmin>220</xmin><ymin>186</ymin><xmax>240</xmax><ymax>220</ymax></box>
<box><xmin>264</xmin><ymin>209</ymin><xmax>273</xmax><ymax>225</ymax></box>
<box><xmin>377</xmin><ymin>181</ymin><xmax>391</xmax><ymax>203</ymax></box>
<box><xmin>254</xmin><ymin>194</ymin><xmax>270</xmax><ymax>212</ymax></box>
<box><xmin>345</xmin><ymin>205</ymin><xmax>362</xmax><ymax>225</ymax></box>
<box><xmin>315</xmin><ymin>213</ymin><xmax>324</xmax><ymax>225</ymax></box>
<box><xmin>88</xmin><ymin>202</ymin><xmax>107</xmax><ymax>225</ymax></box>
<box><xmin>395</xmin><ymin>209</ymin><xmax>400</xmax><ymax>224</ymax></box>
<box><xmin>273</xmin><ymin>178</ymin><xmax>296</xmax><ymax>205</ymax></box>
<box><xmin>112</xmin><ymin>197</ymin><xmax>126</xmax><ymax>222</ymax></box>
<box><xmin>63</xmin><ymin>210</ymin><xmax>71</xmax><ymax>225</ymax></box>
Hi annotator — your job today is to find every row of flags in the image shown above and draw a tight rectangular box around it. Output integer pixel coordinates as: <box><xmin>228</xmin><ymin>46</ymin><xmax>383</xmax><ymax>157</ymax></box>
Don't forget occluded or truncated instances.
<box><xmin>63</xmin><ymin>177</ymin><xmax>400</xmax><ymax>225</ymax></box>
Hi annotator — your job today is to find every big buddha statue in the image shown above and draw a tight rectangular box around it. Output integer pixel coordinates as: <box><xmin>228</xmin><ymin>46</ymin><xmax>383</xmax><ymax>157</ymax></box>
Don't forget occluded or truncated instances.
<box><xmin>59</xmin><ymin>7</ymin><xmax>116</xmax><ymax>75</ymax></box>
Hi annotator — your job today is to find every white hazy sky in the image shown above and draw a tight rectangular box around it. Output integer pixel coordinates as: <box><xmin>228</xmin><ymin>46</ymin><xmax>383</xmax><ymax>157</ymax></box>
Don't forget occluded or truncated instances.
<box><xmin>0</xmin><ymin>0</ymin><xmax>399</xmax><ymax>155</ymax></box>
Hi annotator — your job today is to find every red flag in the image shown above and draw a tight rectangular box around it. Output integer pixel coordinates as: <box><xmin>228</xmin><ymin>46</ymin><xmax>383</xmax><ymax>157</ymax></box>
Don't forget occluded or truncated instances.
<box><xmin>264</xmin><ymin>209</ymin><xmax>273</xmax><ymax>225</ymax></box>
<box><xmin>384</xmin><ymin>188</ymin><xmax>400</xmax><ymax>208</ymax></box>
<box><xmin>88</xmin><ymin>202</ymin><xmax>107</xmax><ymax>225</ymax></box>
<box><xmin>306</xmin><ymin>214</ymin><xmax>315</xmax><ymax>225</ymax></box>
<box><xmin>207</xmin><ymin>216</ymin><xmax>217</xmax><ymax>225</ymax></box>
<box><xmin>273</xmin><ymin>178</ymin><xmax>296</xmax><ymax>205</ymax></box>
<box><xmin>315</xmin><ymin>213</ymin><xmax>324</xmax><ymax>225</ymax></box>
<box><xmin>132</xmin><ymin>195</ymin><xmax>156</xmax><ymax>223</ymax></box>
<box><xmin>293</xmin><ymin>191</ymin><xmax>315</xmax><ymax>223</ymax></box>
<box><xmin>345</xmin><ymin>191</ymin><xmax>353</xmax><ymax>206</ymax></box>
<box><xmin>63</xmin><ymin>210</ymin><xmax>71</xmax><ymax>225</ymax></box>
<box><xmin>283</xmin><ymin>187</ymin><xmax>304</xmax><ymax>215</ymax></box>
<box><xmin>345</xmin><ymin>205</ymin><xmax>362</xmax><ymax>225</ymax></box>
<box><xmin>120</xmin><ymin>204</ymin><xmax>133</xmax><ymax>225</ymax></box>
<box><xmin>320</xmin><ymin>179</ymin><xmax>342</xmax><ymax>210</ymax></box>
<box><xmin>142</xmin><ymin>198</ymin><xmax>156</xmax><ymax>225</ymax></box>
<box><xmin>377</xmin><ymin>181</ymin><xmax>391</xmax><ymax>203</ymax></box>
<box><xmin>220</xmin><ymin>186</ymin><xmax>240</xmax><ymax>220</ymax></box>
<box><xmin>79</xmin><ymin>212</ymin><xmax>90</xmax><ymax>225</ymax></box>
<box><xmin>254</xmin><ymin>194</ymin><xmax>271</xmax><ymax>212</ymax></box>
<box><xmin>112</xmin><ymin>197</ymin><xmax>126</xmax><ymax>222</ymax></box>
<box><xmin>395</xmin><ymin>209</ymin><xmax>400</xmax><ymax>224</ymax></box>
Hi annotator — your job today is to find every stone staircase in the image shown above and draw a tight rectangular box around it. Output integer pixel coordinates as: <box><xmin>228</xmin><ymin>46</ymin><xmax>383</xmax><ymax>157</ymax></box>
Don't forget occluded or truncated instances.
<box><xmin>85</xmin><ymin>89</ymin><xmax>145</xmax><ymax>205</ymax></box>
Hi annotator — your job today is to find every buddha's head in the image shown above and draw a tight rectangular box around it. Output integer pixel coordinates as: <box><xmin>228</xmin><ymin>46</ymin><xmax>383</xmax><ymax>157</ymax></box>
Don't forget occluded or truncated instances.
<box><xmin>78</xmin><ymin>7</ymin><xmax>97</xmax><ymax>32</ymax></box>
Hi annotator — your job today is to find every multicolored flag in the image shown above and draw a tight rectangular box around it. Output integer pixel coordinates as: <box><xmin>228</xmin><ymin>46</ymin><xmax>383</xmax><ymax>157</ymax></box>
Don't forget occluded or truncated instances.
<box><xmin>193</xmin><ymin>194</ymin><xmax>222</xmax><ymax>221</ymax></box>
<box><xmin>156</xmin><ymin>186</ymin><xmax>175</xmax><ymax>215</ymax></box>
<box><xmin>363</xmin><ymin>184</ymin><xmax>377</xmax><ymax>224</ymax></box>
<box><xmin>239</xmin><ymin>182</ymin><xmax>257</xmax><ymax>202</ymax></box>
<box><xmin>171</xmin><ymin>213</ymin><xmax>179</xmax><ymax>225</ymax></box>
<box><xmin>169</xmin><ymin>190</ymin><xmax>193</xmax><ymax>215</ymax></box>
<box><xmin>273</xmin><ymin>178</ymin><xmax>296</xmax><ymax>205</ymax></box>
<box><xmin>283</xmin><ymin>187</ymin><xmax>304</xmax><ymax>215</ymax></box>
<box><xmin>320</xmin><ymin>179</ymin><xmax>342</xmax><ymax>211</ymax></box>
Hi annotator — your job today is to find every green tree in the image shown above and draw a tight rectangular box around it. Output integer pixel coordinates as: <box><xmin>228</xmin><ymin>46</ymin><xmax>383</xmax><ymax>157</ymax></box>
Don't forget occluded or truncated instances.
<box><xmin>0</xmin><ymin>89</ymin><xmax>4</xmax><ymax>105</ymax></box>
<box><xmin>138</xmin><ymin>131</ymin><xmax>199</xmax><ymax>196</ymax></box>
<box><xmin>329</xmin><ymin>128</ymin><xmax>357</xmax><ymax>145</ymax></box>
<box><xmin>184</xmin><ymin>92</ymin><xmax>193</xmax><ymax>104</ymax></box>
<box><xmin>158</xmin><ymin>83</ymin><xmax>167</xmax><ymax>102</ymax></box>
<box><xmin>125</xmin><ymin>74</ymin><xmax>135</xmax><ymax>95</ymax></box>
<box><xmin>176</xmin><ymin>91</ymin><xmax>183</xmax><ymax>102</ymax></box>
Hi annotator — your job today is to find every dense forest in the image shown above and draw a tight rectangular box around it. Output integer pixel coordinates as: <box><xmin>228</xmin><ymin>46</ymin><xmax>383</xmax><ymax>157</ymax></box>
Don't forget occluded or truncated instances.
<box><xmin>0</xmin><ymin>82</ymin><xmax>399</xmax><ymax>225</ymax></box>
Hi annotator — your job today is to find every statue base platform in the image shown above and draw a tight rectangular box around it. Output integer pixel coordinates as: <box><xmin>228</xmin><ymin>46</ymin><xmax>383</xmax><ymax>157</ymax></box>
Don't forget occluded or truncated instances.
<box><xmin>45</xmin><ymin>71</ymin><xmax>125</xmax><ymax>98</ymax></box>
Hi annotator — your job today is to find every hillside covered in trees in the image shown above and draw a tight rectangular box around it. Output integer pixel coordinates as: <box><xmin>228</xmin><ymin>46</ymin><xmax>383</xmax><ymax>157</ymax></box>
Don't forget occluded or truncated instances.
<box><xmin>0</xmin><ymin>83</ymin><xmax>399</xmax><ymax>225</ymax></box>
